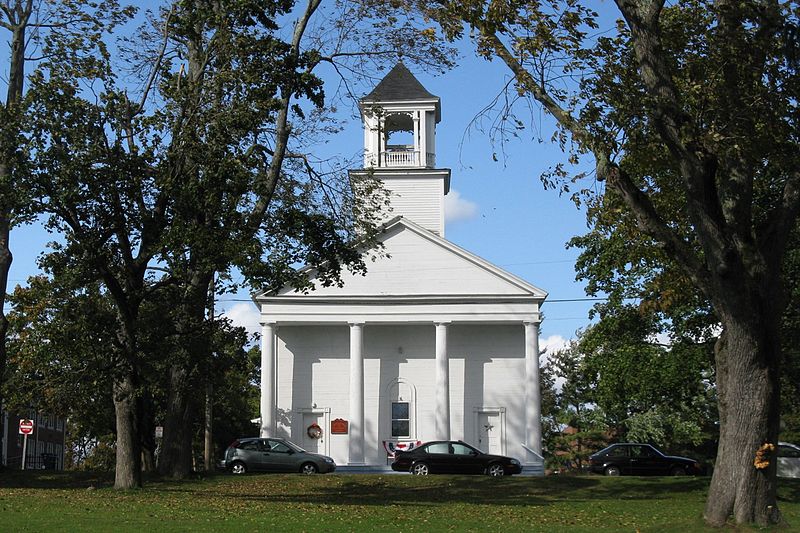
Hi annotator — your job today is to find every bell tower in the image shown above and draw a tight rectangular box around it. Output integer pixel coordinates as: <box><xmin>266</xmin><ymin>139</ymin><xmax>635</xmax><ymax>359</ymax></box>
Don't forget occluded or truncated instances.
<box><xmin>351</xmin><ymin>63</ymin><xmax>451</xmax><ymax>236</ymax></box>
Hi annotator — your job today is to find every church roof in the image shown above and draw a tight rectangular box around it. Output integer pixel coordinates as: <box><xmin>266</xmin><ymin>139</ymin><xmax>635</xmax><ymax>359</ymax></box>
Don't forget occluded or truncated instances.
<box><xmin>362</xmin><ymin>62</ymin><xmax>439</xmax><ymax>102</ymax></box>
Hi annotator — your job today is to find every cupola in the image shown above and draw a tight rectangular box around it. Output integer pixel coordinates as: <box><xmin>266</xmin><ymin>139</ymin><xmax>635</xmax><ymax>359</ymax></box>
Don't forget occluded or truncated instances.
<box><xmin>360</xmin><ymin>62</ymin><xmax>441</xmax><ymax>169</ymax></box>
<box><xmin>352</xmin><ymin>63</ymin><xmax>451</xmax><ymax>236</ymax></box>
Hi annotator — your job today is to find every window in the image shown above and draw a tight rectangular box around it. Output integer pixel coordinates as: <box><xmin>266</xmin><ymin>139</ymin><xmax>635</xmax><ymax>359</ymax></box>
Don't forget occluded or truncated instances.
<box><xmin>238</xmin><ymin>440</ymin><xmax>261</xmax><ymax>451</ymax></box>
<box><xmin>269</xmin><ymin>441</ymin><xmax>291</xmax><ymax>454</ymax></box>
<box><xmin>607</xmin><ymin>446</ymin><xmax>628</xmax><ymax>458</ymax></box>
<box><xmin>425</xmin><ymin>443</ymin><xmax>449</xmax><ymax>454</ymax></box>
<box><xmin>779</xmin><ymin>445</ymin><xmax>800</xmax><ymax>458</ymax></box>
<box><xmin>452</xmin><ymin>443</ymin><xmax>475</xmax><ymax>456</ymax></box>
<box><xmin>631</xmin><ymin>446</ymin><xmax>654</xmax><ymax>458</ymax></box>
<box><xmin>391</xmin><ymin>402</ymin><xmax>409</xmax><ymax>437</ymax></box>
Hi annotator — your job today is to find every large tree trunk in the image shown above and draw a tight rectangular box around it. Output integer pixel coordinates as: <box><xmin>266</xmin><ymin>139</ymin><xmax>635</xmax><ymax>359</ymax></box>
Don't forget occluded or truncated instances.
<box><xmin>704</xmin><ymin>296</ymin><xmax>783</xmax><ymax>526</ymax></box>
<box><xmin>113</xmin><ymin>370</ymin><xmax>143</xmax><ymax>489</ymax></box>
<box><xmin>157</xmin><ymin>364</ymin><xmax>195</xmax><ymax>478</ymax></box>
<box><xmin>158</xmin><ymin>274</ymin><xmax>211</xmax><ymax>478</ymax></box>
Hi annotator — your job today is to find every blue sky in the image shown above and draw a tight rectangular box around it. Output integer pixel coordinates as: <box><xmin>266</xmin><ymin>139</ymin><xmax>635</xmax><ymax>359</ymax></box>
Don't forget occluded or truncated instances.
<box><xmin>4</xmin><ymin>3</ymin><xmax>610</xmax><ymax>351</ymax></box>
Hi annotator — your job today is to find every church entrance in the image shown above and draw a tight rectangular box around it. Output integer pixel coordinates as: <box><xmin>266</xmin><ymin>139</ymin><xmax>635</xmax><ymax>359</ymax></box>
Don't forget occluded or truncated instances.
<box><xmin>296</xmin><ymin>408</ymin><xmax>329</xmax><ymax>456</ymax></box>
<box><xmin>474</xmin><ymin>409</ymin><xmax>505</xmax><ymax>456</ymax></box>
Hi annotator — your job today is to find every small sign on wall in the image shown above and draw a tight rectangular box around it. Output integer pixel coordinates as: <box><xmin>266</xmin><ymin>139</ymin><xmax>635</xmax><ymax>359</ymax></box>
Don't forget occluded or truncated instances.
<box><xmin>331</xmin><ymin>418</ymin><xmax>348</xmax><ymax>434</ymax></box>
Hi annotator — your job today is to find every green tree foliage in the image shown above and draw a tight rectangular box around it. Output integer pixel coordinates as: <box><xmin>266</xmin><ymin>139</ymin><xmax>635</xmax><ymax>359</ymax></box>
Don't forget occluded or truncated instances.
<box><xmin>570</xmin><ymin>169</ymin><xmax>799</xmax><ymax>449</ymax></box>
<box><xmin>409</xmin><ymin>0</ymin><xmax>800</xmax><ymax>525</ymax></box>
<box><xmin>5</xmin><ymin>274</ymin><xmax>262</xmax><ymax>471</ymax></box>
<box><xmin>541</xmin><ymin>342</ymin><xmax>607</xmax><ymax>473</ymax></box>
<box><xmin>542</xmin><ymin>321</ymin><xmax>716</xmax><ymax>472</ymax></box>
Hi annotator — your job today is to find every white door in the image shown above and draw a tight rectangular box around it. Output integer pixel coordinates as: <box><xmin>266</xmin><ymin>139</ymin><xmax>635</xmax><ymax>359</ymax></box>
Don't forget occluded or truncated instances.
<box><xmin>301</xmin><ymin>412</ymin><xmax>324</xmax><ymax>453</ymax></box>
<box><xmin>476</xmin><ymin>412</ymin><xmax>502</xmax><ymax>455</ymax></box>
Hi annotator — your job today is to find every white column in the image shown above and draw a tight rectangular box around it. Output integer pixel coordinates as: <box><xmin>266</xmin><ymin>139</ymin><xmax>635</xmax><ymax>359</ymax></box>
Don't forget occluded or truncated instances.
<box><xmin>349</xmin><ymin>322</ymin><xmax>365</xmax><ymax>465</ymax></box>
<box><xmin>260</xmin><ymin>322</ymin><xmax>276</xmax><ymax>438</ymax></box>
<box><xmin>413</xmin><ymin>111</ymin><xmax>420</xmax><ymax>166</ymax></box>
<box><xmin>420</xmin><ymin>111</ymin><xmax>428</xmax><ymax>167</ymax></box>
<box><xmin>524</xmin><ymin>319</ymin><xmax>542</xmax><ymax>454</ymax></box>
<box><xmin>435</xmin><ymin>322</ymin><xmax>451</xmax><ymax>440</ymax></box>
<box><xmin>379</xmin><ymin>117</ymin><xmax>386</xmax><ymax>166</ymax></box>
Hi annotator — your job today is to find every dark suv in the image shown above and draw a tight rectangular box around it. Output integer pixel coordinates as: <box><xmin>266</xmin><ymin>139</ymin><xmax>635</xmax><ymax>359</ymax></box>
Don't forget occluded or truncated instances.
<box><xmin>223</xmin><ymin>437</ymin><xmax>336</xmax><ymax>474</ymax></box>
<box><xmin>588</xmin><ymin>443</ymin><xmax>703</xmax><ymax>476</ymax></box>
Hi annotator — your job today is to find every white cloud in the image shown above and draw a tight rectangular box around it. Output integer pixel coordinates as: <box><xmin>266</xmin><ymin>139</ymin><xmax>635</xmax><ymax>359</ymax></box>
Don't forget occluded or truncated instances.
<box><xmin>444</xmin><ymin>189</ymin><xmax>478</xmax><ymax>223</ymax></box>
<box><xmin>540</xmin><ymin>334</ymin><xmax>571</xmax><ymax>360</ymax></box>
<box><xmin>223</xmin><ymin>302</ymin><xmax>261</xmax><ymax>334</ymax></box>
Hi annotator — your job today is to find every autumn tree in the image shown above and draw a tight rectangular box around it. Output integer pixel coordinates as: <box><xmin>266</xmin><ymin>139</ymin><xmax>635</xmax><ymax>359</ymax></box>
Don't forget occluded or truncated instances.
<box><xmin>411</xmin><ymin>0</ymin><xmax>800</xmax><ymax>526</ymax></box>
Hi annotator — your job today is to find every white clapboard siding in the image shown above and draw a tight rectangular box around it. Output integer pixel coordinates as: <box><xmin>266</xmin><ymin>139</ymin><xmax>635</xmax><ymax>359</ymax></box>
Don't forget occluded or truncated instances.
<box><xmin>275</xmin><ymin>219</ymin><xmax>542</xmax><ymax>298</ymax></box>
<box><xmin>380</xmin><ymin>177</ymin><xmax>444</xmax><ymax>235</ymax></box>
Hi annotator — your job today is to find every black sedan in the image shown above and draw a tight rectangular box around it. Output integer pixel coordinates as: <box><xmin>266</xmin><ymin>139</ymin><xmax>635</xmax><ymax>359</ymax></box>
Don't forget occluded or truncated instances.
<box><xmin>391</xmin><ymin>440</ymin><xmax>522</xmax><ymax>476</ymax></box>
<box><xmin>222</xmin><ymin>437</ymin><xmax>336</xmax><ymax>474</ymax></box>
<box><xmin>588</xmin><ymin>443</ymin><xmax>703</xmax><ymax>476</ymax></box>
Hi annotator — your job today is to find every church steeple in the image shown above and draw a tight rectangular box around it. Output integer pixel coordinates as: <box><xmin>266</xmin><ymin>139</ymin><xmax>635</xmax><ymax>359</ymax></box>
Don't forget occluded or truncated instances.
<box><xmin>353</xmin><ymin>63</ymin><xmax>451</xmax><ymax>237</ymax></box>
<box><xmin>359</xmin><ymin>62</ymin><xmax>441</xmax><ymax>169</ymax></box>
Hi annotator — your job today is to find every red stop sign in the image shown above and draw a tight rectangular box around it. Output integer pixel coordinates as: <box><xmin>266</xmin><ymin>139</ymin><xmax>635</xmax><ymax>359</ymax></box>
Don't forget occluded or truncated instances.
<box><xmin>19</xmin><ymin>419</ymin><xmax>34</xmax><ymax>435</ymax></box>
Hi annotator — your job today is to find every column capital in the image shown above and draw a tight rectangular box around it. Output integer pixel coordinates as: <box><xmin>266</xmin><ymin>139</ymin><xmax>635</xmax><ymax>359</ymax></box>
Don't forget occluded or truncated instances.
<box><xmin>348</xmin><ymin>321</ymin><xmax>365</xmax><ymax>327</ymax></box>
<box><xmin>523</xmin><ymin>314</ymin><xmax>543</xmax><ymax>326</ymax></box>
<box><xmin>259</xmin><ymin>320</ymin><xmax>277</xmax><ymax>327</ymax></box>
<box><xmin>434</xmin><ymin>320</ymin><xmax>451</xmax><ymax>326</ymax></box>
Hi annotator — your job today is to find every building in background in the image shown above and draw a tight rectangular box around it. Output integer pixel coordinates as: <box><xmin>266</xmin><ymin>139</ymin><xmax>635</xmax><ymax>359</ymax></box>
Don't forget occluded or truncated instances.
<box><xmin>254</xmin><ymin>64</ymin><xmax>547</xmax><ymax>473</ymax></box>
<box><xmin>1</xmin><ymin>408</ymin><xmax>66</xmax><ymax>470</ymax></box>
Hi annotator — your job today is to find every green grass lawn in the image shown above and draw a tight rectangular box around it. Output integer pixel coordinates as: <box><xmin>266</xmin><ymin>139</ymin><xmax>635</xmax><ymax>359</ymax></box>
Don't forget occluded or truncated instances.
<box><xmin>0</xmin><ymin>471</ymin><xmax>798</xmax><ymax>532</ymax></box>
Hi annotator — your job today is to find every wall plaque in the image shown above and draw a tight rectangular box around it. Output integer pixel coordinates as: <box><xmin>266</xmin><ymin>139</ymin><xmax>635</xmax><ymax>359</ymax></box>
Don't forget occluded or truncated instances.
<box><xmin>331</xmin><ymin>418</ymin><xmax>348</xmax><ymax>434</ymax></box>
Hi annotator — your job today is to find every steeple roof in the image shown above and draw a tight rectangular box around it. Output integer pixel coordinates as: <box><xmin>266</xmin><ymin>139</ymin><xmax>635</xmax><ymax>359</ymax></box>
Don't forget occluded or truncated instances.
<box><xmin>362</xmin><ymin>62</ymin><xmax>439</xmax><ymax>102</ymax></box>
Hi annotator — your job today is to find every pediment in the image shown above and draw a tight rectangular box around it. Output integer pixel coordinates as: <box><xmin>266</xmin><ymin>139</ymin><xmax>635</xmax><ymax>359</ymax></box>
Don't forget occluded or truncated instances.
<box><xmin>256</xmin><ymin>218</ymin><xmax>546</xmax><ymax>302</ymax></box>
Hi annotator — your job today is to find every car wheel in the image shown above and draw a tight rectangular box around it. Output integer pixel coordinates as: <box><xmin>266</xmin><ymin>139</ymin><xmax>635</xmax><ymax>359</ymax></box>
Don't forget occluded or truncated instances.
<box><xmin>411</xmin><ymin>462</ymin><xmax>430</xmax><ymax>475</ymax></box>
<box><xmin>487</xmin><ymin>463</ymin><xmax>505</xmax><ymax>477</ymax></box>
<box><xmin>604</xmin><ymin>465</ymin><xmax>621</xmax><ymax>476</ymax></box>
<box><xmin>230</xmin><ymin>461</ymin><xmax>247</xmax><ymax>475</ymax></box>
<box><xmin>300</xmin><ymin>462</ymin><xmax>318</xmax><ymax>475</ymax></box>
<box><xmin>670</xmin><ymin>466</ymin><xmax>687</xmax><ymax>476</ymax></box>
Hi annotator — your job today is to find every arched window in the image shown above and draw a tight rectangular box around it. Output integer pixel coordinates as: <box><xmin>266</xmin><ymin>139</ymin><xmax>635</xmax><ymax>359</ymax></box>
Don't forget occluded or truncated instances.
<box><xmin>385</xmin><ymin>378</ymin><xmax>416</xmax><ymax>439</ymax></box>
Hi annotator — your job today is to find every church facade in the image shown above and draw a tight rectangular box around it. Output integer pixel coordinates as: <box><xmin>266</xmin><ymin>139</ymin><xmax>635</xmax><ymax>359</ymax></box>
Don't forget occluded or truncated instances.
<box><xmin>253</xmin><ymin>64</ymin><xmax>547</xmax><ymax>473</ymax></box>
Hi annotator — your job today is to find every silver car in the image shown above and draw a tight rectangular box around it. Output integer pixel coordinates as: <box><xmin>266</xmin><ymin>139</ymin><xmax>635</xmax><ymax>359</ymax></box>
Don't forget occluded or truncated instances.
<box><xmin>223</xmin><ymin>437</ymin><xmax>336</xmax><ymax>475</ymax></box>
<box><xmin>778</xmin><ymin>442</ymin><xmax>800</xmax><ymax>478</ymax></box>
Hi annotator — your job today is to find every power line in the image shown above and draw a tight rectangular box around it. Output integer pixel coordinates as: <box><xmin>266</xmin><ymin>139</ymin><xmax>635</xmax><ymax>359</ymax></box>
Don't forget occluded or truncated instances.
<box><xmin>214</xmin><ymin>296</ymin><xmax>608</xmax><ymax>303</ymax></box>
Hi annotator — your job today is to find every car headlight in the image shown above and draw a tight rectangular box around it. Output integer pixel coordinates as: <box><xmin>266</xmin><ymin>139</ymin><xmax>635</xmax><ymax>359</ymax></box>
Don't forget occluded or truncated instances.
<box><xmin>323</xmin><ymin>456</ymin><xmax>335</xmax><ymax>464</ymax></box>
<box><xmin>510</xmin><ymin>458</ymin><xmax>520</xmax><ymax>465</ymax></box>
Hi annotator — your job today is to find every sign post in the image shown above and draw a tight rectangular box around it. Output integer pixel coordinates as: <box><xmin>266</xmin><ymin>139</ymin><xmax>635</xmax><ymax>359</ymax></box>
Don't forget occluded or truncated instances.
<box><xmin>18</xmin><ymin>419</ymin><xmax>34</xmax><ymax>470</ymax></box>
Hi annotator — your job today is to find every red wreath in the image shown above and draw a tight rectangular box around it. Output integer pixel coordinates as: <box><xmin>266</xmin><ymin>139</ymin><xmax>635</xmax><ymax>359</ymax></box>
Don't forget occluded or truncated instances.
<box><xmin>307</xmin><ymin>423</ymin><xmax>322</xmax><ymax>439</ymax></box>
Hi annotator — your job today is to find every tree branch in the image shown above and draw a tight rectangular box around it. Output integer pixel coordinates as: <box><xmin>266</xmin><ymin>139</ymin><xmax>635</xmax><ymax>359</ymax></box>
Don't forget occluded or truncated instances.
<box><xmin>249</xmin><ymin>0</ymin><xmax>322</xmax><ymax>227</ymax></box>
<box><xmin>476</xmin><ymin>15</ymin><xmax>712</xmax><ymax>293</ymax></box>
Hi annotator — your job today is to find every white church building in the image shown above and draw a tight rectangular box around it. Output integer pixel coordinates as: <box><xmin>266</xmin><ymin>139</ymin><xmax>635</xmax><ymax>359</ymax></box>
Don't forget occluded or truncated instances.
<box><xmin>253</xmin><ymin>63</ymin><xmax>547</xmax><ymax>474</ymax></box>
